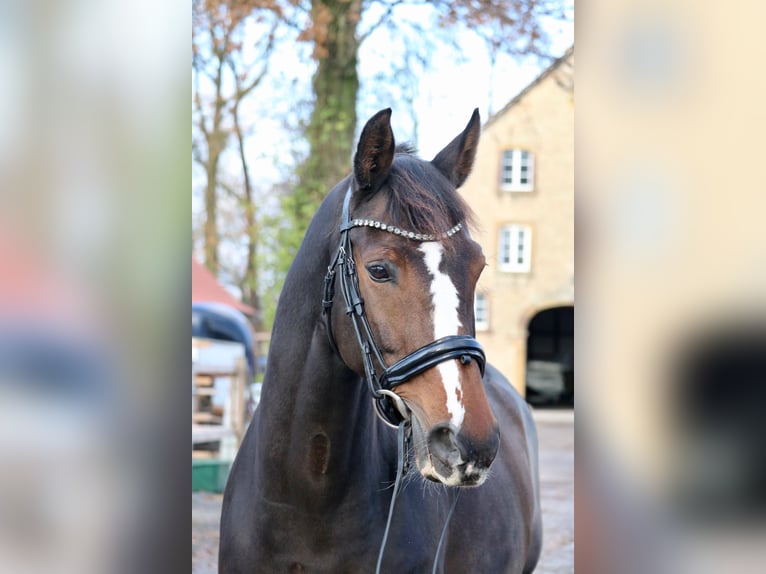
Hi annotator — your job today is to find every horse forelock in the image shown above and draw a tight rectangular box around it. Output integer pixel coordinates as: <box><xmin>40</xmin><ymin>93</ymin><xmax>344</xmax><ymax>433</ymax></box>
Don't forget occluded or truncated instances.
<box><xmin>353</xmin><ymin>152</ymin><xmax>475</xmax><ymax>242</ymax></box>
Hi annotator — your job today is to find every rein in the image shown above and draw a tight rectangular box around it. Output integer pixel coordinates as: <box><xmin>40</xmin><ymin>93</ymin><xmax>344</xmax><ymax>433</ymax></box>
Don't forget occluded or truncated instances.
<box><xmin>322</xmin><ymin>184</ymin><xmax>486</xmax><ymax>572</ymax></box>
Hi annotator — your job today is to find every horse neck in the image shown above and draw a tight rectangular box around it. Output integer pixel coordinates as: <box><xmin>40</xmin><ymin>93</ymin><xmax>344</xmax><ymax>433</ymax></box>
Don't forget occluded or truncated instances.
<box><xmin>255</xmin><ymin>181</ymin><xmax>385</xmax><ymax>499</ymax></box>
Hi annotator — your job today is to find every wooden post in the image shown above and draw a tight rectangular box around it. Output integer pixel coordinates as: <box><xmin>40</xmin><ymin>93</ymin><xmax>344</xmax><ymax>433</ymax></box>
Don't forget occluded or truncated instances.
<box><xmin>232</xmin><ymin>357</ymin><xmax>247</xmax><ymax>446</ymax></box>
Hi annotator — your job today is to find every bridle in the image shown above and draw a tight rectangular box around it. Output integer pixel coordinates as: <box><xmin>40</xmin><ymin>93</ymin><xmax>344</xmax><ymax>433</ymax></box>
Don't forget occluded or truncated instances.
<box><xmin>322</xmin><ymin>184</ymin><xmax>487</xmax><ymax>427</ymax></box>
<box><xmin>322</xmin><ymin>184</ymin><xmax>487</xmax><ymax>573</ymax></box>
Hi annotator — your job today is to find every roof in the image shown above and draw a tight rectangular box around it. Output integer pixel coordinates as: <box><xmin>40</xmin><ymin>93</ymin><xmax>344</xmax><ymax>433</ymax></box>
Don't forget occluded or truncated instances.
<box><xmin>0</xmin><ymin>230</ymin><xmax>90</xmax><ymax>325</ymax></box>
<box><xmin>191</xmin><ymin>257</ymin><xmax>255</xmax><ymax>316</ymax></box>
<box><xmin>485</xmin><ymin>45</ymin><xmax>574</xmax><ymax>129</ymax></box>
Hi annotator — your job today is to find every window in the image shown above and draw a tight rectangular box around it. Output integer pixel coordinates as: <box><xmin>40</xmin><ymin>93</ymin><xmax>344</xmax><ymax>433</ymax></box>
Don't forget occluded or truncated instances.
<box><xmin>501</xmin><ymin>149</ymin><xmax>534</xmax><ymax>191</ymax></box>
<box><xmin>474</xmin><ymin>293</ymin><xmax>489</xmax><ymax>331</ymax></box>
<box><xmin>499</xmin><ymin>225</ymin><xmax>532</xmax><ymax>272</ymax></box>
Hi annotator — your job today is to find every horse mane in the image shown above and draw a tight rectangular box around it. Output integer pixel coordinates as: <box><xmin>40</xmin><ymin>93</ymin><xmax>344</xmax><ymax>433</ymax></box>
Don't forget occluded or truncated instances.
<box><xmin>357</xmin><ymin>144</ymin><xmax>476</xmax><ymax>239</ymax></box>
<box><xmin>395</xmin><ymin>143</ymin><xmax>417</xmax><ymax>155</ymax></box>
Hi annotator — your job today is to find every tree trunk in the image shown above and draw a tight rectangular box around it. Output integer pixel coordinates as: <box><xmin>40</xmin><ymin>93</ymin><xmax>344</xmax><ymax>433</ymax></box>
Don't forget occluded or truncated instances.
<box><xmin>232</xmin><ymin>97</ymin><xmax>263</xmax><ymax>331</ymax></box>
<box><xmin>197</xmin><ymin>17</ymin><xmax>231</xmax><ymax>277</ymax></box>
<box><xmin>203</xmin><ymin>146</ymin><xmax>221</xmax><ymax>275</ymax></box>
<box><xmin>290</xmin><ymin>0</ymin><xmax>362</xmax><ymax>238</ymax></box>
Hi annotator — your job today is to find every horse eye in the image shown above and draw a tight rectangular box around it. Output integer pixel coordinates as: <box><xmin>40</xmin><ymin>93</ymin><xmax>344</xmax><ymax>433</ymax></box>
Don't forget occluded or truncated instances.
<box><xmin>366</xmin><ymin>264</ymin><xmax>391</xmax><ymax>282</ymax></box>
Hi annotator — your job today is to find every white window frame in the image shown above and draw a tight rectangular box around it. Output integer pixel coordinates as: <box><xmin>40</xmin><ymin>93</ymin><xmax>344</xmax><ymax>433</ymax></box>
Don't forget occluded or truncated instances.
<box><xmin>474</xmin><ymin>293</ymin><xmax>489</xmax><ymax>331</ymax></box>
<box><xmin>501</xmin><ymin>149</ymin><xmax>535</xmax><ymax>192</ymax></box>
<box><xmin>498</xmin><ymin>224</ymin><xmax>532</xmax><ymax>273</ymax></box>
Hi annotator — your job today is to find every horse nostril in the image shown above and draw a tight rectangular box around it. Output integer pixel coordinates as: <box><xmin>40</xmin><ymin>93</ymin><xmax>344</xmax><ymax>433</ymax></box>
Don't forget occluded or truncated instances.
<box><xmin>427</xmin><ymin>424</ymin><xmax>461</xmax><ymax>466</ymax></box>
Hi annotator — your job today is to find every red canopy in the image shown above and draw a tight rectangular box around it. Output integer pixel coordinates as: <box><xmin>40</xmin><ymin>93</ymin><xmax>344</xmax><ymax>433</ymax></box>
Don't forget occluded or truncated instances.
<box><xmin>192</xmin><ymin>257</ymin><xmax>254</xmax><ymax>316</ymax></box>
<box><xmin>0</xmin><ymin>231</ymin><xmax>91</xmax><ymax>324</ymax></box>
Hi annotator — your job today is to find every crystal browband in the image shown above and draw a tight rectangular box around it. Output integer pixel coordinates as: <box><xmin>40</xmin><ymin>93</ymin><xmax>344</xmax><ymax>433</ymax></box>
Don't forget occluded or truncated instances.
<box><xmin>347</xmin><ymin>218</ymin><xmax>463</xmax><ymax>242</ymax></box>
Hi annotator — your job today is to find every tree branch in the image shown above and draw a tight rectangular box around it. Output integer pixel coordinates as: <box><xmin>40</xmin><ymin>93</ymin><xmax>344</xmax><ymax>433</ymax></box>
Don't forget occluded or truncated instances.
<box><xmin>358</xmin><ymin>0</ymin><xmax>407</xmax><ymax>43</ymax></box>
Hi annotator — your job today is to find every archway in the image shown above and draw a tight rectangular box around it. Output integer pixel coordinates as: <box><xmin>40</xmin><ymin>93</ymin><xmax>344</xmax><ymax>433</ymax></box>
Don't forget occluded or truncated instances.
<box><xmin>525</xmin><ymin>306</ymin><xmax>574</xmax><ymax>407</ymax></box>
<box><xmin>672</xmin><ymin>322</ymin><xmax>766</xmax><ymax>522</ymax></box>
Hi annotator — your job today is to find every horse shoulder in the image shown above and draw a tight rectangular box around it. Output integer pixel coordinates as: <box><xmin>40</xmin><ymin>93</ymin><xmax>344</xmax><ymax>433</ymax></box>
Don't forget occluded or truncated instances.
<box><xmin>484</xmin><ymin>363</ymin><xmax>538</xmax><ymax>469</ymax></box>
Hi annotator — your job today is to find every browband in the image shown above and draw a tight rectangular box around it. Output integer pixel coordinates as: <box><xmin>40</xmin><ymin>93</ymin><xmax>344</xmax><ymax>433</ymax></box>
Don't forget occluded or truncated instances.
<box><xmin>343</xmin><ymin>218</ymin><xmax>463</xmax><ymax>242</ymax></box>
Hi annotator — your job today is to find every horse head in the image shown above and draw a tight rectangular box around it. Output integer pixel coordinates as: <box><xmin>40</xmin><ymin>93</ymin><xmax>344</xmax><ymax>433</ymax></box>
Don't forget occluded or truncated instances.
<box><xmin>330</xmin><ymin>108</ymin><xmax>499</xmax><ymax>487</ymax></box>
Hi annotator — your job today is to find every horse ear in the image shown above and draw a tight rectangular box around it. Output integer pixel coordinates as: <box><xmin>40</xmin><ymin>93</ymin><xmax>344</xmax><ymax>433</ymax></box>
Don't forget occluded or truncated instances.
<box><xmin>431</xmin><ymin>108</ymin><xmax>481</xmax><ymax>188</ymax></box>
<box><xmin>354</xmin><ymin>108</ymin><xmax>395</xmax><ymax>195</ymax></box>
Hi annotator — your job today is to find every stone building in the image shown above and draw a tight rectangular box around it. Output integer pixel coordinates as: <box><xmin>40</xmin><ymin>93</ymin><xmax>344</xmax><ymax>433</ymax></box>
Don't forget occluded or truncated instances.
<box><xmin>461</xmin><ymin>47</ymin><xmax>574</xmax><ymax>403</ymax></box>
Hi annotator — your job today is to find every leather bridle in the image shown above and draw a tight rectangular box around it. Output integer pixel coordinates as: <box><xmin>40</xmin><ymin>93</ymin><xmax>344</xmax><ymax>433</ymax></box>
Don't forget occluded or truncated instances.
<box><xmin>322</xmin><ymin>184</ymin><xmax>486</xmax><ymax>572</ymax></box>
<box><xmin>322</xmin><ymin>185</ymin><xmax>487</xmax><ymax>427</ymax></box>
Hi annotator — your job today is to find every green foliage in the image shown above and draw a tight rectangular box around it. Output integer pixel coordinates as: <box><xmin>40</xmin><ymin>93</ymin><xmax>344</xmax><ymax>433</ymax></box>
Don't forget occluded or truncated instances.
<box><xmin>256</xmin><ymin>211</ymin><xmax>292</xmax><ymax>330</ymax></box>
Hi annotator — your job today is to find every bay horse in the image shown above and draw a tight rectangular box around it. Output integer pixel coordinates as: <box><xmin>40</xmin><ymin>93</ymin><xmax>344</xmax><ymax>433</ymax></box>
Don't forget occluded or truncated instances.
<box><xmin>220</xmin><ymin>109</ymin><xmax>542</xmax><ymax>573</ymax></box>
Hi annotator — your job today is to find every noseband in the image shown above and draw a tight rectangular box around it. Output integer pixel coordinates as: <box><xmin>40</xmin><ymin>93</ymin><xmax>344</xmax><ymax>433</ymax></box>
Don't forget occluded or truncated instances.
<box><xmin>322</xmin><ymin>185</ymin><xmax>486</xmax><ymax>427</ymax></box>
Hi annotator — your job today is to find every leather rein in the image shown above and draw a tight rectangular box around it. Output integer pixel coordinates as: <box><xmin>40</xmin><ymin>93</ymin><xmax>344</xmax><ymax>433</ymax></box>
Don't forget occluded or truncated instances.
<box><xmin>322</xmin><ymin>185</ymin><xmax>487</xmax><ymax>427</ymax></box>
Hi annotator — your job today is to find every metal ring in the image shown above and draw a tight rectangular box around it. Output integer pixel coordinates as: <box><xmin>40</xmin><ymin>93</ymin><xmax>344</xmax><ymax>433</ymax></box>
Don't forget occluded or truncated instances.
<box><xmin>378</xmin><ymin>389</ymin><xmax>411</xmax><ymax>422</ymax></box>
<box><xmin>373</xmin><ymin>389</ymin><xmax>411</xmax><ymax>429</ymax></box>
<box><xmin>373</xmin><ymin>399</ymin><xmax>399</xmax><ymax>429</ymax></box>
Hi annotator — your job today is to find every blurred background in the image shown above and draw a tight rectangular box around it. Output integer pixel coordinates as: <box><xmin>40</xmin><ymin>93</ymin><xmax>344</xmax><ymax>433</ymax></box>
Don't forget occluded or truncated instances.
<box><xmin>577</xmin><ymin>1</ymin><xmax>766</xmax><ymax>573</ymax></box>
<box><xmin>0</xmin><ymin>0</ymin><xmax>189</xmax><ymax>572</ymax></box>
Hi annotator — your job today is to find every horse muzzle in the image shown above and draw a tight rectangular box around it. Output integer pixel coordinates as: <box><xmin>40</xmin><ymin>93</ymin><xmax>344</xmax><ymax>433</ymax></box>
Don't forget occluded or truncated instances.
<box><xmin>413</xmin><ymin>419</ymin><xmax>500</xmax><ymax>487</ymax></box>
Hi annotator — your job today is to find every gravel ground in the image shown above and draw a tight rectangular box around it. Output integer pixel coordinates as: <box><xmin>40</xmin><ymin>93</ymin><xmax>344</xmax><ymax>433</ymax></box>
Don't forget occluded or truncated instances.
<box><xmin>192</xmin><ymin>409</ymin><xmax>574</xmax><ymax>573</ymax></box>
<box><xmin>192</xmin><ymin>491</ymin><xmax>222</xmax><ymax>574</ymax></box>
<box><xmin>531</xmin><ymin>409</ymin><xmax>574</xmax><ymax>574</ymax></box>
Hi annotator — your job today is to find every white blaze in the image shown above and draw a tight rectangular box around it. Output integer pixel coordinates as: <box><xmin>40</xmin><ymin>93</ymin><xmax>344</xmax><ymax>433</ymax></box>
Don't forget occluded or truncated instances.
<box><xmin>419</xmin><ymin>242</ymin><xmax>464</xmax><ymax>429</ymax></box>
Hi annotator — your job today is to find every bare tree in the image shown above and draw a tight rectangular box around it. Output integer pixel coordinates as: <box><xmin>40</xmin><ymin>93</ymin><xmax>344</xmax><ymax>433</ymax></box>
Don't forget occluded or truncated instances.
<box><xmin>192</xmin><ymin>0</ymin><xmax>276</xmax><ymax>276</ymax></box>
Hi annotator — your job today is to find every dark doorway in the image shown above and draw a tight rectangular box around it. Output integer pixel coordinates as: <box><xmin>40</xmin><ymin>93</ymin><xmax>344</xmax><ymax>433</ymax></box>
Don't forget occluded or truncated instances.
<box><xmin>525</xmin><ymin>306</ymin><xmax>574</xmax><ymax>407</ymax></box>
<box><xmin>671</xmin><ymin>323</ymin><xmax>766</xmax><ymax>523</ymax></box>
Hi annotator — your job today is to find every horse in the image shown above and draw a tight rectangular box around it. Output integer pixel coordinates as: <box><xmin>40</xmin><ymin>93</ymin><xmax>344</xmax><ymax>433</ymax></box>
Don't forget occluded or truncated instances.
<box><xmin>219</xmin><ymin>108</ymin><xmax>542</xmax><ymax>573</ymax></box>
